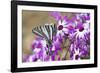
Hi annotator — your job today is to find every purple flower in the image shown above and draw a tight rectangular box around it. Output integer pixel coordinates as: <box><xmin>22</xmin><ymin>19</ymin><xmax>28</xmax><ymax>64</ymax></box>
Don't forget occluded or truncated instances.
<box><xmin>47</xmin><ymin>36</ymin><xmax>63</xmax><ymax>61</ymax></box>
<box><xmin>56</xmin><ymin>19</ymin><xmax>69</xmax><ymax>38</ymax></box>
<box><xmin>75</xmin><ymin>23</ymin><xmax>89</xmax><ymax>39</ymax></box>
<box><xmin>25</xmin><ymin>55</ymin><xmax>38</xmax><ymax>62</ymax></box>
<box><xmin>50</xmin><ymin>11</ymin><xmax>62</xmax><ymax>21</ymax></box>
<box><xmin>70</xmin><ymin>34</ymin><xmax>90</xmax><ymax>60</ymax></box>
<box><xmin>79</xmin><ymin>13</ymin><xmax>90</xmax><ymax>21</ymax></box>
<box><xmin>71</xmin><ymin>48</ymin><xmax>81</xmax><ymax>60</ymax></box>
<box><xmin>26</xmin><ymin>38</ymin><xmax>50</xmax><ymax>62</ymax></box>
<box><xmin>70</xmin><ymin>42</ymin><xmax>89</xmax><ymax>60</ymax></box>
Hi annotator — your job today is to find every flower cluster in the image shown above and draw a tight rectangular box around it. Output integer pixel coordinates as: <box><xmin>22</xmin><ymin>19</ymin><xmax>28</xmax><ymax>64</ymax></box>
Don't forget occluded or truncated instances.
<box><xmin>24</xmin><ymin>12</ymin><xmax>90</xmax><ymax>62</ymax></box>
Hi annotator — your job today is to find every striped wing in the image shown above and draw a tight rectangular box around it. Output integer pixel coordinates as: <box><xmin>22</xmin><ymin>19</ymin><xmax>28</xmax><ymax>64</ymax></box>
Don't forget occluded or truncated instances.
<box><xmin>32</xmin><ymin>24</ymin><xmax>57</xmax><ymax>41</ymax></box>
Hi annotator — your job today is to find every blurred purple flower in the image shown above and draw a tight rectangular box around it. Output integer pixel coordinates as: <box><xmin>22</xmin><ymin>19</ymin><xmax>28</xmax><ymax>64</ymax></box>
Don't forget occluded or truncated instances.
<box><xmin>50</xmin><ymin>11</ymin><xmax>62</xmax><ymax>21</ymax></box>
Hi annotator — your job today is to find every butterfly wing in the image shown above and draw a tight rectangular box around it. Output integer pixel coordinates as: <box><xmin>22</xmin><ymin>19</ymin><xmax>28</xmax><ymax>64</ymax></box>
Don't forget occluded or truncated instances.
<box><xmin>32</xmin><ymin>24</ymin><xmax>57</xmax><ymax>42</ymax></box>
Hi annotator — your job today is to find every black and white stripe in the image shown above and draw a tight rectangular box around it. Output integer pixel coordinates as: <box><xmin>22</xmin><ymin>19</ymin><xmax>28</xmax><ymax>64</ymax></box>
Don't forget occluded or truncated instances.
<box><xmin>32</xmin><ymin>24</ymin><xmax>57</xmax><ymax>41</ymax></box>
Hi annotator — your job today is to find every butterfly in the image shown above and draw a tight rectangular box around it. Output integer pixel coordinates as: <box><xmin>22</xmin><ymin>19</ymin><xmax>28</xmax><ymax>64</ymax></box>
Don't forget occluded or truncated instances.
<box><xmin>32</xmin><ymin>24</ymin><xmax>57</xmax><ymax>55</ymax></box>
